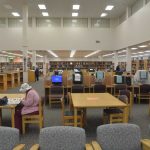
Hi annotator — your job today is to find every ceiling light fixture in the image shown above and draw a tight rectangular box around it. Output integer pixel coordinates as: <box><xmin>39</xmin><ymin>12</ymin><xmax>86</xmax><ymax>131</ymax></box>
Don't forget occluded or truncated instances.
<box><xmin>70</xmin><ymin>50</ymin><xmax>76</xmax><ymax>58</ymax></box>
<box><xmin>42</xmin><ymin>12</ymin><xmax>49</xmax><ymax>16</ymax></box>
<box><xmin>105</xmin><ymin>5</ymin><xmax>114</xmax><ymax>10</ymax></box>
<box><xmin>73</xmin><ymin>5</ymin><xmax>80</xmax><ymax>10</ymax></box>
<box><xmin>47</xmin><ymin>50</ymin><xmax>58</xmax><ymax>58</ymax></box>
<box><xmin>102</xmin><ymin>53</ymin><xmax>114</xmax><ymax>57</ymax></box>
<box><xmin>72</xmin><ymin>12</ymin><xmax>78</xmax><ymax>17</ymax></box>
<box><xmin>118</xmin><ymin>50</ymin><xmax>126</xmax><ymax>54</ymax></box>
<box><xmin>139</xmin><ymin>45</ymin><xmax>147</xmax><ymax>48</ymax></box>
<box><xmin>131</xmin><ymin>48</ymin><xmax>138</xmax><ymax>50</ymax></box>
<box><xmin>84</xmin><ymin>50</ymin><xmax>101</xmax><ymax>58</ymax></box>
<box><xmin>100</xmin><ymin>13</ymin><xmax>107</xmax><ymax>17</ymax></box>
<box><xmin>38</xmin><ymin>4</ymin><xmax>46</xmax><ymax>10</ymax></box>
<box><xmin>12</xmin><ymin>12</ymin><xmax>20</xmax><ymax>17</ymax></box>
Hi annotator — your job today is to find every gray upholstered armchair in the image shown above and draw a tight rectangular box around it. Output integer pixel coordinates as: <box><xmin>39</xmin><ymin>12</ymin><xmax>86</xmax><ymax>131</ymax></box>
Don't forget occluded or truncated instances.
<box><xmin>30</xmin><ymin>126</ymin><xmax>93</xmax><ymax>150</ymax></box>
<box><xmin>0</xmin><ymin>126</ymin><xmax>25</xmax><ymax>150</ymax></box>
<box><xmin>92</xmin><ymin>123</ymin><xmax>150</xmax><ymax>150</ymax></box>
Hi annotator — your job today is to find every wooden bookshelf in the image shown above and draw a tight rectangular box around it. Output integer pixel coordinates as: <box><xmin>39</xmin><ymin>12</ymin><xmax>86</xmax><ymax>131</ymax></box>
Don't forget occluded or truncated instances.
<box><xmin>20</xmin><ymin>71</ymin><xmax>23</xmax><ymax>84</ymax></box>
<box><xmin>0</xmin><ymin>74</ymin><xmax>7</xmax><ymax>91</ymax></box>
<box><xmin>14</xmin><ymin>72</ymin><xmax>20</xmax><ymax>87</ymax></box>
<box><xmin>6</xmin><ymin>72</ymin><xmax>14</xmax><ymax>88</ymax></box>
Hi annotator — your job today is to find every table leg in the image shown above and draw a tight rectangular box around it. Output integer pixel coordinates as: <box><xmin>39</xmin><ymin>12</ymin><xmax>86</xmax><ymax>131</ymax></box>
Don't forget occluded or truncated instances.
<box><xmin>0</xmin><ymin>109</ymin><xmax>2</xmax><ymax>126</ymax></box>
<box><xmin>11</xmin><ymin>108</ymin><xmax>15</xmax><ymax>128</ymax></box>
<box><xmin>74</xmin><ymin>108</ymin><xmax>77</xmax><ymax>127</ymax></box>
<box><xmin>123</xmin><ymin>106</ymin><xmax>128</xmax><ymax>123</ymax></box>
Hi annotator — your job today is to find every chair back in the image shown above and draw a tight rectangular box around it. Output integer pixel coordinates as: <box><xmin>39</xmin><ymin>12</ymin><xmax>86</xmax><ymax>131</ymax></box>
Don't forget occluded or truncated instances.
<box><xmin>140</xmin><ymin>84</ymin><xmax>150</xmax><ymax>93</ymax></box>
<box><xmin>93</xmin><ymin>84</ymin><xmax>106</xmax><ymax>93</ymax></box>
<box><xmin>39</xmin><ymin>126</ymin><xmax>86</xmax><ymax>150</ymax></box>
<box><xmin>97</xmin><ymin>123</ymin><xmax>141</xmax><ymax>150</ymax></box>
<box><xmin>114</xmin><ymin>84</ymin><xmax>127</xmax><ymax>96</ymax></box>
<box><xmin>0</xmin><ymin>127</ymin><xmax>19</xmax><ymax>150</ymax></box>
<box><xmin>68</xmin><ymin>92</ymin><xmax>73</xmax><ymax>110</ymax></box>
<box><xmin>50</xmin><ymin>85</ymin><xmax>64</xmax><ymax>95</ymax></box>
<box><xmin>119</xmin><ymin>90</ymin><xmax>131</xmax><ymax>104</ymax></box>
<box><xmin>71</xmin><ymin>85</ymin><xmax>84</xmax><ymax>93</ymax></box>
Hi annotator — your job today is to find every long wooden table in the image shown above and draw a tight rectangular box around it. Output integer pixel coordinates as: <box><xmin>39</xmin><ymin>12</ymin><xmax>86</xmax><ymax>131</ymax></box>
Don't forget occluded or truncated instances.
<box><xmin>0</xmin><ymin>94</ymin><xmax>24</xmax><ymax>127</ymax></box>
<box><xmin>71</xmin><ymin>93</ymin><xmax>128</xmax><ymax>127</ymax></box>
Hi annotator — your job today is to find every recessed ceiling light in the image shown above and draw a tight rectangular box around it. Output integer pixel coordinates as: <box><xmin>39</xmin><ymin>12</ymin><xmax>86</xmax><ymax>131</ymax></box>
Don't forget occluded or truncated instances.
<box><xmin>102</xmin><ymin>53</ymin><xmax>114</xmax><ymax>57</ymax></box>
<box><xmin>73</xmin><ymin>5</ymin><xmax>80</xmax><ymax>10</ymax></box>
<box><xmin>105</xmin><ymin>5</ymin><xmax>114</xmax><ymax>10</ymax></box>
<box><xmin>139</xmin><ymin>45</ymin><xmax>147</xmax><ymax>48</ymax></box>
<box><xmin>145</xmin><ymin>50</ymin><xmax>150</xmax><ymax>53</ymax></box>
<box><xmin>72</xmin><ymin>12</ymin><xmax>78</xmax><ymax>17</ymax></box>
<box><xmin>42</xmin><ymin>12</ymin><xmax>49</xmax><ymax>16</ymax></box>
<box><xmin>85</xmin><ymin>50</ymin><xmax>101</xmax><ymax>58</ymax></box>
<box><xmin>100</xmin><ymin>13</ymin><xmax>107</xmax><ymax>17</ymax></box>
<box><xmin>131</xmin><ymin>48</ymin><xmax>137</xmax><ymax>50</ymax></box>
<box><xmin>138</xmin><ymin>52</ymin><xmax>144</xmax><ymax>54</ymax></box>
<box><xmin>70</xmin><ymin>50</ymin><xmax>76</xmax><ymax>58</ymax></box>
<box><xmin>12</xmin><ymin>12</ymin><xmax>20</xmax><ymax>17</ymax></box>
<box><xmin>47</xmin><ymin>50</ymin><xmax>58</xmax><ymax>58</ymax></box>
<box><xmin>38</xmin><ymin>4</ymin><xmax>46</xmax><ymax>10</ymax></box>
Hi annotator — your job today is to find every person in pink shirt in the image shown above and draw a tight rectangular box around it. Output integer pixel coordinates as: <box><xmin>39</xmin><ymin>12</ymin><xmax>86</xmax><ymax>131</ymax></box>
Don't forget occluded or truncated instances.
<box><xmin>15</xmin><ymin>83</ymin><xmax>40</xmax><ymax>133</ymax></box>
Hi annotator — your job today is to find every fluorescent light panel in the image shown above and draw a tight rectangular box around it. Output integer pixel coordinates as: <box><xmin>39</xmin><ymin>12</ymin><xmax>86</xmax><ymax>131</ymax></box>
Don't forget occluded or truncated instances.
<box><xmin>139</xmin><ymin>45</ymin><xmax>147</xmax><ymax>48</ymax></box>
<box><xmin>101</xmin><ymin>13</ymin><xmax>107</xmax><ymax>17</ymax></box>
<box><xmin>70</xmin><ymin>50</ymin><xmax>76</xmax><ymax>58</ymax></box>
<box><xmin>12</xmin><ymin>12</ymin><xmax>20</xmax><ymax>17</ymax></box>
<box><xmin>105</xmin><ymin>5</ymin><xmax>114</xmax><ymax>10</ymax></box>
<box><xmin>47</xmin><ymin>50</ymin><xmax>58</xmax><ymax>58</ymax></box>
<box><xmin>84</xmin><ymin>50</ymin><xmax>101</xmax><ymax>58</ymax></box>
<box><xmin>38</xmin><ymin>4</ymin><xmax>46</xmax><ymax>9</ymax></box>
<box><xmin>131</xmin><ymin>48</ymin><xmax>137</xmax><ymax>50</ymax></box>
<box><xmin>42</xmin><ymin>12</ymin><xmax>49</xmax><ymax>16</ymax></box>
<box><xmin>103</xmin><ymin>53</ymin><xmax>114</xmax><ymax>57</ymax></box>
<box><xmin>73</xmin><ymin>5</ymin><xmax>80</xmax><ymax>10</ymax></box>
<box><xmin>118</xmin><ymin>50</ymin><xmax>126</xmax><ymax>54</ymax></box>
<box><xmin>72</xmin><ymin>12</ymin><xmax>78</xmax><ymax>17</ymax></box>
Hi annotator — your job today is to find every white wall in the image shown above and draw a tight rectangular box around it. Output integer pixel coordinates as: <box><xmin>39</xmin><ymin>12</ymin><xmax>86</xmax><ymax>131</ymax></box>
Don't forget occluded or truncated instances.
<box><xmin>114</xmin><ymin>2</ymin><xmax>150</xmax><ymax>49</ymax></box>
<box><xmin>0</xmin><ymin>27</ymin><xmax>114</xmax><ymax>50</ymax></box>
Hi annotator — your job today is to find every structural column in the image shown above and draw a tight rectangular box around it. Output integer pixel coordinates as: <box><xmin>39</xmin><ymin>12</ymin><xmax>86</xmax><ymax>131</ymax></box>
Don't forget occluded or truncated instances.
<box><xmin>126</xmin><ymin>47</ymin><xmax>132</xmax><ymax>72</ymax></box>
<box><xmin>114</xmin><ymin>51</ymin><xmax>118</xmax><ymax>70</ymax></box>
<box><xmin>22</xmin><ymin>2</ymin><xmax>28</xmax><ymax>83</ymax></box>
<box><xmin>32</xmin><ymin>50</ymin><xmax>36</xmax><ymax>68</ymax></box>
<box><xmin>43</xmin><ymin>55</ymin><xmax>48</xmax><ymax>77</ymax></box>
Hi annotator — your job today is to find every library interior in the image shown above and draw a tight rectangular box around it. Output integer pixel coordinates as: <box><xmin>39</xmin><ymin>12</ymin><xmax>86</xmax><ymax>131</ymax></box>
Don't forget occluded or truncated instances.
<box><xmin>1</xmin><ymin>0</ymin><xmax>150</xmax><ymax>149</ymax></box>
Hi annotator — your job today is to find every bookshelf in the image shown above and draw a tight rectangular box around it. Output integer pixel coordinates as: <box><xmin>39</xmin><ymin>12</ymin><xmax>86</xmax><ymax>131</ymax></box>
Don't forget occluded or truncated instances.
<box><xmin>7</xmin><ymin>72</ymin><xmax>14</xmax><ymax>88</ymax></box>
<box><xmin>20</xmin><ymin>71</ymin><xmax>23</xmax><ymax>84</ymax></box>
<box><xmin>14</xmin><ymin>72</ymin><xmax>20</xmax><ymax>87</ymax></box>
<box><xmin>0</xmin><ymin>74</ymin><xmax>7</xmax><ymax>91</ymax></box>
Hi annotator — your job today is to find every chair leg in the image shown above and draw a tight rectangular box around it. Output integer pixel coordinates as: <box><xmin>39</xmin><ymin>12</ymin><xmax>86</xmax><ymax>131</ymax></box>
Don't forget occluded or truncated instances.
<box><xmin>22</xmin><ymin>120</ymin><xmax>25</xmax><ymax>134</ymax></box>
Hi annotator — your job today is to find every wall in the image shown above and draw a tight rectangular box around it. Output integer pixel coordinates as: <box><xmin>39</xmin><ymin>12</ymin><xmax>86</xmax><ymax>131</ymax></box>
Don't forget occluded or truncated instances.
<box><xmin>114</xmin><ymin>2</ymin><xmax>150</xmax><ymax>49</ymax></box>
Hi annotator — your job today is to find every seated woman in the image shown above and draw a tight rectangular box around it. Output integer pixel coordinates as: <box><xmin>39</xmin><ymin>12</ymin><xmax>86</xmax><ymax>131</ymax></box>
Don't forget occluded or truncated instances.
<box><xmin>15</xmin><ymin>83</ymin><xmax>40</xmax><ymax>133</ymax></box>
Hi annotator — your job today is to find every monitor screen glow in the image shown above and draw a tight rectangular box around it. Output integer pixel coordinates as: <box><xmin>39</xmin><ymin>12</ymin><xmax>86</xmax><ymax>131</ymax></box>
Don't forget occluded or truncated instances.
<box><xmin>116</xmin><ymin>75</ymin><xmax>123</xmax><ymax>84</ymax></box>
<box><xmin>51</xmin><ymin>75</ymin><xmax>62</xmax><ymax>83</ymax></box>
<box><xmin>140</xmin><ymin>71</ymin><xmax>148</xmax><ymax>80</ymax></box>
<box><xmin>96</xmin><ymin>71</ymin><xmax>104</xmax><ymax>80</ymax></box>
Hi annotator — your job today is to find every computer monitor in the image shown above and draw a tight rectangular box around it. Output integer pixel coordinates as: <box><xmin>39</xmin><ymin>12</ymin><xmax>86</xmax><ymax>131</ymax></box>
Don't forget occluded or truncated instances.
<box><xmin>58</xmin><ymin>70</ymin><xmax>63</xmax><ymax>75</ymax></box>
<box><xmin>125</xmin><ymin>76</ymin><xmax>132</xmax><ymax>86</ymax></box>
<box><xmin>139</xmin><ymin>70</ymin><xmax>148</xmax><ymax>80</ymax></box>
<box><xmin>89</xmin><ymin>68</ymin><xmax>95</xmax><ymax>72</ymax></box>
<box><xmin>73</xmin><ymin>73</ymin><xmax>83</xmax><ymax>84</ymax></box>
<box><xmin>114</xmin><ymin>75</ymin><xmax>125</xmax><ymax>84</ymax></box>
<box><xmin>96</xmin><ymin>71</ymin><xmax>104</xmax><ymax>81</ymax></box>
<box><xmin>51</xmin><ymin>75</ymin><xmax>62</xmax><ymax>85</ymax></box>
<box><xmin>74</xmin><ymin>68</ymin><xmax>80</xmax><ymax>73</ymax></box>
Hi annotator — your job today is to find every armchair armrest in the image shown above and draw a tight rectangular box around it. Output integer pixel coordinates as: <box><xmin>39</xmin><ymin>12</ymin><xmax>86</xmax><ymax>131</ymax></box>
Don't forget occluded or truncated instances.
<box><xmin>30</xmin><ymin>144</ymin><xmax>40</xmax><ymax>150</ymax></box>
<box><xmin>13</xmin><ymin>144</ymin><xmax>25</xmax><ymax>150</ymax></box>
<box><xmin>85</xmin><ymin>144</ymin><xmax>93</xmax><ymax>150</ymax></box>
<box><xmin>141</xmin><ymin>139</ymin><xmax>150</xmax><ymax>150</ymax></box>
<box><xmin>91</xmin><ymin>141</ymin><xmax>102</xmax><ymax>150</ymax></box>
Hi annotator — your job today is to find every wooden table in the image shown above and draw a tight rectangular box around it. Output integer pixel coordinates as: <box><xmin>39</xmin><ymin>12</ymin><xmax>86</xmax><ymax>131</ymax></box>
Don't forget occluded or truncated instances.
<box><xmin>0</xmin><ymin>94</ymin><xmax>24</xmax><ymax>127</ymax></box>
<box><xmin>71</xmin><ymin>93</ymin><xmax>128</xmax><ymax>127</ymax></box>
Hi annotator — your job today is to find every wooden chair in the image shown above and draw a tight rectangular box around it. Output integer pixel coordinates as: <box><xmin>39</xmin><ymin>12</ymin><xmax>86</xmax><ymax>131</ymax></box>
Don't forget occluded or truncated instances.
<box><xmin>49</xmin><ymin>85</ymin><xmax>64</xmax><ymax>107</ymax></box>
<box><xmin>92</xmin><ymin>124</ymin><xmax>150</xmax><ymax>150</ymax></box>
<box><xmin>71</xmin><ymin>85</ymin><xmax>84</xmax><ymax>93</ymax></box>
<box><xmin>30</xmin><ymin>126</ymin><xmax>93</xmax><ymax>150</ymax></box>
<box><xmin>60</xmin><ymin>97</ymin><xmax>83</xmax><ymax>127</ymax></box>
<box><xmin>114</xmin><ymin>84</ymin><xmax>127</xmax><ymax>97</ymax></box>
<box><xmin>93</xmin><ymin>84</ymin><xmax>106</xmax><ymax>93</ymax></box>
<box><xmin>103</xmin><ymin>95</ymin><xmax>129</xmax><ymax>124</ymax></box>
<box><xmin>22</xmin><ymin>98</ymin><xmax>44</xmax><ymax>134</ymax></box>
<box><xmin>137</xmin><ymin>84</ymin><xmax>150</xmax><ymax>104</ymax></box>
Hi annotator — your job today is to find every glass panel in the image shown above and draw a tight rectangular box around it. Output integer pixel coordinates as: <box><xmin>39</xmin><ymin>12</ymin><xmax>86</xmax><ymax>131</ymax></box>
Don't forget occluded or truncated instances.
<box><xmin>91</xmin><ymin>18</ymin><xmax>110</xmax><ymax>28</ymax></box>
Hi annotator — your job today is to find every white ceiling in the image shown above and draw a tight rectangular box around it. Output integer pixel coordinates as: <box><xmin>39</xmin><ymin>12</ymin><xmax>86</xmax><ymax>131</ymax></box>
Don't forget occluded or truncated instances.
<box><xmin>0</xmin><ymin>0</ymin><xmax>137</xmax><ymax>18</ymax></box>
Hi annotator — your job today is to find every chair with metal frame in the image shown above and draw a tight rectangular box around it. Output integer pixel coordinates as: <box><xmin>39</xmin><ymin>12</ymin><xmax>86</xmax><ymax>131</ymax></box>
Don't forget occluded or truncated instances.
<box><xmin>71</xmin><ymin>84</ymin><xmax>85</xmax><ymax>93</ymax></box>
<box><xmin>114</xmin><ymin>84</ymin><xmax>127</xmax><ymax>97</ymax></box>
<box><xmin>22</xmin><ymin>98</ymin><xmax>44</xmax><ymax>134</ymax></box>
<box><xmin>93</xmin><ymin>84</ymin><xmax>106</xmax><ymax>93</ymax></box>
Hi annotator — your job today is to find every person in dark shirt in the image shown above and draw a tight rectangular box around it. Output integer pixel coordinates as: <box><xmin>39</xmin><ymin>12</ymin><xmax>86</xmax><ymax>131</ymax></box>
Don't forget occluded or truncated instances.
<box><xmin>35</xmin><ymin>66</ymin><xmax>40</xmax><ymax>81</ymax></box>
<box><xmin>116</xmin><ymin>65</ymin><xmax>120</xmax><ymax>72</ymax></box>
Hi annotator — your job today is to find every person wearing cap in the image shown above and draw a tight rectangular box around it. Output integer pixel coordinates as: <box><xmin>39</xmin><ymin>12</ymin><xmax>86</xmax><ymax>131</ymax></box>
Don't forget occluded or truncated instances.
<box><xmin>15</xmin><ymin>83</ymin><xmax>40</xmax><ymax>132</ymax></box>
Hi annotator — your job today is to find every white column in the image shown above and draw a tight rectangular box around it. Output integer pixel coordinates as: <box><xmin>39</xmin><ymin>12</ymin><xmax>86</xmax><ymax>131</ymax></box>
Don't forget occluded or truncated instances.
<box><xmin>126</xmin><ymin>47</ymin><xmax>131</xmax><ymax>72</ymax></box>
<box><xmin>22</xmin><ymin>2</ymin><xmax>28</xmax><ymax>83</ymax></box>
<box><xmin>114</xmin><ymin>51</ymin><xmax>118</xmax><ymax>70</ymax></box>
<box><xmin>32</xmin><ymin>50</ymin><xmax>36</xmax><ymax>68</ymax></box>
<box><xmin>98</xmin><ymin>55</ymin><xmax>103</xmax><ymax>61</ymax></box>
<box><xmin>43</xmin><ymin>55</ymin><xmax>48</xmax><ymax>77</ymax></box>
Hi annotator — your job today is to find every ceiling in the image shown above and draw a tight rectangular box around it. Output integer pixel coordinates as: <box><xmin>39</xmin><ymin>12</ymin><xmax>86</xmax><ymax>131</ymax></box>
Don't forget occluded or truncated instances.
<box><xmin>0</xmin><ymin>0</ymin><xmax>137</xmax><ymax>18</ymax></box>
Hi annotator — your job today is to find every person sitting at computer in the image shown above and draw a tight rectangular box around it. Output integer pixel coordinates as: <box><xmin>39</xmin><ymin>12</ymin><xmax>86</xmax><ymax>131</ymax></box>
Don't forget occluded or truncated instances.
<box><xmin>15</xmin><ymin>83</ymin><xmax>40</xmax><ymax>132</ymax></box>
<box><xmin>116</xmin><ymin>65</ymin><xmax>121</xmax><ymax>72</ymax></box>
